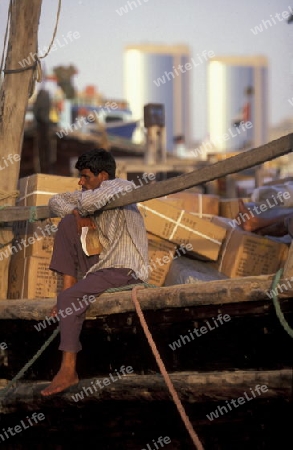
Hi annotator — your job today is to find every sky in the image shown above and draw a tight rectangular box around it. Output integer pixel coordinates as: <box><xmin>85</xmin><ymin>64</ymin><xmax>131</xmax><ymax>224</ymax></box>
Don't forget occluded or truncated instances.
<box><xmin>1</xmin><ymin>0</ymin><xmax>293</xmax><ymax>141</ymax></box>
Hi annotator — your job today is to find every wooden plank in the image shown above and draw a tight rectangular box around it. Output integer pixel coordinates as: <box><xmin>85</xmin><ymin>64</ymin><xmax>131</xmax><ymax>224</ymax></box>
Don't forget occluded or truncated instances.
<box><xmin>0</xmin><ymin>133</ymin><xmax>293</xmax><ymax>222</ymax></box>
<box><xmin>0</xmin><ymin>369</ymin><xmax>291</xmax><ymax>413</ymax></box>
<box><xmin>0</xmin><ymin>205</ymin><xmax>52</xmax><ymax>222</ymax></box>
<box><xmin>0</xmin><ymin>275</ymin><xmax>282</xmax><ymax>320</ymax></box>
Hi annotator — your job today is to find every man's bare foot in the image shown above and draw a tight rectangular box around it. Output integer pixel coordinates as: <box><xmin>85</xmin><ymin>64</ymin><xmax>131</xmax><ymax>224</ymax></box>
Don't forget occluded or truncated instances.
<box><xmin>41</xmin><ymin>369</ymin><xmax>79</xmax><ymax>397</ymax></box>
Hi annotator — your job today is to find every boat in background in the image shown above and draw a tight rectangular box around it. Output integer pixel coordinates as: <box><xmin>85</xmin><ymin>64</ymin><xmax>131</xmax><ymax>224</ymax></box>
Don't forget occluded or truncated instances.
<box><xmin>71</xmin><ymin>104</ymin><xmax>139</xmax><ymax>140</ymax></box>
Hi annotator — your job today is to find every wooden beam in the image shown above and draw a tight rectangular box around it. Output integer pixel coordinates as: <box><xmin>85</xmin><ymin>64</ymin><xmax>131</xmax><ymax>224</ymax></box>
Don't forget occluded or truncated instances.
<box><xmin>101</xmin><ymin>133</ymin><xmax>293</xmax><ymax>209</ymax></box>
<box><xmin>0</xmin><ymin>369</ymin><xmax>291</xmax><ymax>413</ymax></box>
<box><xmin>0</xmin><ymin>0</ymin><xmax>43</xmax><ymax>298</ymax></box>
<box><xmin>0</xmin><ymin>205</ymin><xmax>51</xmax><ymax>222</ymax></box>
<box><xmin>0</xmin><ymin>133</ymin><xmax>293</xmax><ymax>222</ymax></box>
<box><xmin>0</xmin><ymin>275</ymin><xmax>283</xmax><ymax>321</ymax></box>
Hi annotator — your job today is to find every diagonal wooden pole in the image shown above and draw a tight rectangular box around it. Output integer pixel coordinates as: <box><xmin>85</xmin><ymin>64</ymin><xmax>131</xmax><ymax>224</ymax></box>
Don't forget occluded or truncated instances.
<box><xmin>0</xmin><ymin>132</ymin><xmax>292</xmax><ymax>222</ymax></box>
<box><xmin>104</xmin><ymin>133</ymin><xmax>293</xmax><ymax>209</ymax></box>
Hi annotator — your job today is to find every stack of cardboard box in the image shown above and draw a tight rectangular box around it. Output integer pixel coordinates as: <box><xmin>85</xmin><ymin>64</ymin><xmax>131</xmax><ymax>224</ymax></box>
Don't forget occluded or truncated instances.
<box><xmin>8</xmin><ymin>174</ymin><xmax>79</xmax><ymax>299</ymax></box>
<box><xmin>210</xmin><ymin>216</ymin><xmax>288</xmax><ymax>278</ymax></box>
<box><xmin>17</xmin><ymin>173</ymin><xmax>80</xmax><ymax>207</ymax></box>
<box><xmin>138</xmin><ymin>190</ymin><xmax>289</xmax><ymax>282</ymax></box>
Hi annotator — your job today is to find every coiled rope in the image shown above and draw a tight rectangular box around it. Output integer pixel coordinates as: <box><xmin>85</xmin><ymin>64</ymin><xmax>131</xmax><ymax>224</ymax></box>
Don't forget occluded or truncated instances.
<box><xmin>270</xmin><ymin>268</ymin><xmax>293</xmax><ymax>338</ymax></box>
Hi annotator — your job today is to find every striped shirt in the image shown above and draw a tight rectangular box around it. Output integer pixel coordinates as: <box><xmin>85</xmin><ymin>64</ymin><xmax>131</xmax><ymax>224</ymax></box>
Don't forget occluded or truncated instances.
<box><xmin>48</xmin><ymin>178</ymin><xmax>149</xmax><ymax>281</ymax></box>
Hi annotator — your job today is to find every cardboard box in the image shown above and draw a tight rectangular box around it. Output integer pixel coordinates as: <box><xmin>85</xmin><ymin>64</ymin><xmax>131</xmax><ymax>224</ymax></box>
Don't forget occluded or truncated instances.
<box><xmin>138</xmin><ymin>199</ymin><xmax>226</xmax><ymax>261</ymax></box>
<box><xmin>210</xmin><ymin>217</ymin><xmax>289</xmax><ymax>278</ymax></box>
<box><xmin>147</xmin><ymin>233</ymin><xmax>177</xmax><ymax>286</ymax></box>
<box><xmin>163</xmin><ymin>192</ymin><xmax>219</xmax><ymax>216</ymax></box>
<box><xmin>17</xmin><ymin>173</ymin><xmax>80</xmax><ymax>206</ymax></box>
<box><xmin>12</xmin><ymin>218</ymin><xmax>60</xmax><ymax>258</ymax></box>
<box><xmin>219</xmin><ymin>198</ymin><xmax>250</xmax><ymax>219</ymax></box>
<box><xmin>8</xmin><ymin>254</ymin><xmax>62</xmax><ymax>299</ymax></box>
<box><xmin>0</xmin><ymin>227</ymin><xmax>13</xmax><ymax>299</ymax></box>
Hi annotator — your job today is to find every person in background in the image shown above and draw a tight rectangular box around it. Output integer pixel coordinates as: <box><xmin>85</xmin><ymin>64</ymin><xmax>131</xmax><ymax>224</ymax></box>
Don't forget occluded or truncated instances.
<box><xmin>236</xmin><ymin>199</ymin><xmax>293</xmax><ymax>237</ymax></box>
<box><xmin>41</xmin><ymin>148</ymin><xmax>149</xmax><ymax>396</ymax></box>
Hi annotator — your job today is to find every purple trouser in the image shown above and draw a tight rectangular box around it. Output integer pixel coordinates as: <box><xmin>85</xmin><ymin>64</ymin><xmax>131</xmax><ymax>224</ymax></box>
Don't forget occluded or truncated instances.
<box><xmin>50</xmin><ymin>215</ymin><xmax>141</xmax><ymax>352</ymax></box>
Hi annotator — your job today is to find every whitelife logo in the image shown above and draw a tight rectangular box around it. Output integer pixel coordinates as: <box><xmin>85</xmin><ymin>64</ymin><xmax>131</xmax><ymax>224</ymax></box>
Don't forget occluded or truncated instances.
<box><xmin>250</xmin><ymin>6</ymin><xmax>293</xmax><ymax>35</ymax></box>
<box><xmin>191</xmin><ymin>121</ymin><xmax>252</xmax><ymax>159</ymax></box>
<box><xmin>91</xmin><ymin>173</ymin><xmax>156</xmax><ymax>211</ymax></box>
<box><xmin>71</xmin><ymin>366</ymin><xmax>134</xmax><ymax>402</ymax></box>
<box><xmin>0</xmin><ymin>412</ymin><xmax>45</xmax><ymax>443</ymax></box>
<box><xmin>34</xmin><ymin>295</ymin><xmax>96</xmax><ymax>332</ymax></box>
<box><xmin>153</xmin><ymin>50</ymin><xmax>215</xmax><ymax>87</ymax></box>
<box><xmin>56</xmin><ymin>102</ymin><xmax>118</xmax><ymax>138</ymax></box>
<box><xmin>169</xmin><ymin>313</ymin><xmax>231</xmax><ymax>351</ymax></box>
<box><xmin>116</xmin><ymin>0</ymin><xmax>150</xmax><ymax>16</ymax></box>
<box><xmin>0</xmin><ymin>222</ymin><xmax>58</xmax><ymax>262</ymax></box>
<box><xmin>141</xmin><ymin>435</ymin><xmax>171</xmax><ymax>450</ymax></box>
<box><xmin>266</xmin><ymin>276</ymin><xmax>293</xmax><ymax>299</ymax></box>
<box><xmin>18</xmin><ymin>31</ymin><xmax>81</xmax><ymax>68</ymax></box>
<box><xmin>206</xmin><ymin>384</ymin><xmax>268</xmax><ymax>421</ymax></box>
<box><xmin>0</xmin><ymin>153</ymin><xmax>20</xmax><ymax>171</ymax></box>
<box><xmin>228</xmin><ymin>191</ymin><xmax>291</xmax><ymax>229</ymax></box>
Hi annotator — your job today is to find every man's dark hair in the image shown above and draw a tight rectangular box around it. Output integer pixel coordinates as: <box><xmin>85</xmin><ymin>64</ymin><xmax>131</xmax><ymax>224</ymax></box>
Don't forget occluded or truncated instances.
<box><xmin>75</xmin><ymin>148</ymin><xmax>116</xmax><ymax>179</ymax></box>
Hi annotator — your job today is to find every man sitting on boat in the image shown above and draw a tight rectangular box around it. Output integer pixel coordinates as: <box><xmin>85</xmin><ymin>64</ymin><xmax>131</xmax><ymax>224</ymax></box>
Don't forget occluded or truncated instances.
<box><xmin>41</xmin><ymin>148</ymin><xmax>149</xmax><ymax>396</ymax></box>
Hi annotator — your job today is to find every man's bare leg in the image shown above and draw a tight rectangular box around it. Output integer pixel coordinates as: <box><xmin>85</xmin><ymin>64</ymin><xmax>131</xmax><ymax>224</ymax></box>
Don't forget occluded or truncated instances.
<box><xmin>51</xmin><ymin>275</ymin><xmax>77</xmax><ymax>317</ymax></box>
<box><xmin>40</xmin><ymin>351</ymin><xmax>79</xmax><ymax>396</ymax></box>
<box><xmin>63</xmin><ymin>274</ymin><xmax>77</xmax><ymax>291</ymax></box>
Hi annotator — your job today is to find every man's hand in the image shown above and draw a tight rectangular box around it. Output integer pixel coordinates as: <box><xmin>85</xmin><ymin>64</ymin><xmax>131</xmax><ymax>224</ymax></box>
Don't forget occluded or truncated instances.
<box><xmin>72</xmin><ymin>209</ymin><xmax>96</xmax><ymax>235</ymax></box>
<box><xmin>255</xmin><ymin>220</ymin><xmax>288</xmax><ymax>237</ymax></box>
<box><xmin>50</xmin><ymin>304</ymin><xmax>58</xmax><ymax>317</ymax></box>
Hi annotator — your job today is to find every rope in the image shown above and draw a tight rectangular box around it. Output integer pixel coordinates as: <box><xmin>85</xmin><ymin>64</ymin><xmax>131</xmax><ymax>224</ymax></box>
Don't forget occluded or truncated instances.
<box><xmin>39</xmin><ymin>0</ymin><xmax>62</xmax><ymax>60</ymax></box>
<box><xmin>0</xmin><ymin>240</ymin><xmax>13</xmax><ymax>250</ymax></box>
<box><xmin>0</xmin><ymin>327</ymin><xmax>60</xmax><ymax>400</ymax></box>
<box><xmin>103</xmin><ymin>282</ymin><xmax>157</xmax><ymax>293</ymax></box>
<box><xmin>0</xmin><ymin>203</ymin><xmax>39</xmax><ymax>224</ymax></box>
<box><xmin>0</xmin><ymin>189</ymin><xmax>19</xmax><ymax>201</ymax></box>
<box><xmin>3</xmin><ymin>63</ymin><xmax>37</xmax><ymax>74</ymax></box>
<box><xmin>1</xmin><ymin>0</ymin><xmax>62</xmax><ymax>98</ymax></box>
<box><xmin>131</xmin><ymin>285</ymin><xmax>204</xmax><ymax>450</ymax></box>
<box><xmin>0</xmin><ymin>282</ymin><xmax>156</xmax><ymax>402</ymax></box>
<box><xmin>29</xmin><ymin>206</ymin><xmax>38</xmax><ymax>223</ymax></box>
<box><xmin>270</xmin><ymin>268</ymin><xmax>293</xmax><ymax>338</ymax></box>
<box><xmin>0</xmin><ymin>0</ymin><xmax>11</xmax><ymax>77</ymax></box>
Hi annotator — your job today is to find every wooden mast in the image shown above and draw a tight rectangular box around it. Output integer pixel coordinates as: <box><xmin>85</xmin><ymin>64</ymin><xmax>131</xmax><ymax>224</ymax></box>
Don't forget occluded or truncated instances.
<box><xmin>0</xmin><ymin>0</ymin><xmax>43</xmax><ymax>298</ymax></box>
